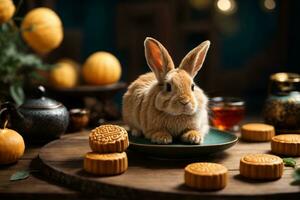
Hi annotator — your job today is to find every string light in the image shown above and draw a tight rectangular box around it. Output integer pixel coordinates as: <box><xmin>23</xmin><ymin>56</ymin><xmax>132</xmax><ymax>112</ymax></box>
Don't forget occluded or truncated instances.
<box><xmin>216</xmin><ymin>0</ymin><xmax>237</xmax><ymax>15</ymax></box>
<box><xmin>263</xmin><ymin>0</ymin><xmax>276</xmax><ymax>11</ymax></box>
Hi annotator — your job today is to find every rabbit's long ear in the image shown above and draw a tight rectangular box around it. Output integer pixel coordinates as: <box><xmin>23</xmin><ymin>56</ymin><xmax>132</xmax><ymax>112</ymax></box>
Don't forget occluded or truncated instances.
<box><xmin>179</xmin><ymin>40</ymin><xmax>210</xmax><ymax>78</ymax></box>
<box><xmin>144</xmin><ymin>37</ymin><xmax>174</xmax><ymax>82</ymax></box>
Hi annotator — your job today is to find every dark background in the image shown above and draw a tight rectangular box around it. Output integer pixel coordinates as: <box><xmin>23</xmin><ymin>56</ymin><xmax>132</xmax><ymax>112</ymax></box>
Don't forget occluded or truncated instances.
<box><xmin>18</xmin><ymin>0</ymin><xmax>300</xmax><ymax>115</ymax></box>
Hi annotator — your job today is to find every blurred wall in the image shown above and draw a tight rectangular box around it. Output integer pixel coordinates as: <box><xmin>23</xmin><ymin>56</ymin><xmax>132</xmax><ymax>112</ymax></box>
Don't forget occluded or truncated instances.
<box><xmin>20</xmin><ymin>0</ymin><xmax>300</xmax><ymax>115</ymax></box>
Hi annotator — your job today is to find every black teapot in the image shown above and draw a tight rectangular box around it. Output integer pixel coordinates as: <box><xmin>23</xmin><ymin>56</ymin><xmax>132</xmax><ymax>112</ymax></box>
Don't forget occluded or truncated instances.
<box><xmin>0</xmin><ymin>86</ymin><xmax>69</xmax><ymax>142</ymax></box>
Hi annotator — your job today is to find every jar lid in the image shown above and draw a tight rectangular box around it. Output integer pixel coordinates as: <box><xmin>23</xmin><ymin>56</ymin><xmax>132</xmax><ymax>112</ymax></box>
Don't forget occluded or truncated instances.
<box><xmin>269</xmin><ymin>73</ymin><xmax>300</xmax><ymax>93</ymax></box>
<box><xmin>20</xmin><ymin>86</ymin><xmax>62</xmax><ymax>109</ymax></box>
<box><xmin>271</xmin><ymin>73</ymin><xmax>300</xmax><ymax>83</ymax></box>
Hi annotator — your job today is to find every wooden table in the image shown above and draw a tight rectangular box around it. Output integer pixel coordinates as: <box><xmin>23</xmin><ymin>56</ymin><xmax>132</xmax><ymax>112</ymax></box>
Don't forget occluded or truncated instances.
<box><xmin>1</xmin><ymin>131</ymin><xmax>300</xmax><ymax>200</ymax></box>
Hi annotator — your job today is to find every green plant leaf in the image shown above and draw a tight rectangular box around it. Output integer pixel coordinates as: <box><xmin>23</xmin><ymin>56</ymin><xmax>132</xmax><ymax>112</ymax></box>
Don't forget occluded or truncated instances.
<box><xmin>18</xmin><ymin>54</ymin><xmax>42</xmax><ymax>67</ymax></box>
<box><xmin>291</xmin><ymin>168</ymin><xmax>300</xmax><ymax>185</ymax></box>
<box><xmin>9</xmin><ymin>84</ymin><xmax>24</xmax><ymax>106</ymax></box>
<box><xmin>10</xmin><ymin>170</ymin><xmax>30</xmax><ymax>181</ymax></box>
<box><xmin>0</xmin><ymin>19</ymin><xmax>49</xmax><ymax>103</ymax></box>
<box><xmin>283</xmin><ymin>158</ymin><xmax>297</xmax><ymax>168</ymax></box>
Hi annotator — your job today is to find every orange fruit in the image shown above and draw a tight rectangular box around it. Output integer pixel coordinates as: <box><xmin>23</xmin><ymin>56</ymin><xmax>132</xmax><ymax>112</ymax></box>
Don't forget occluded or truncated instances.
<box><xmin>50</xmin><ymin>59</ymin><xmax>78</xmax><ymax>88</ymax></box>
<box><xmin>0</xmin><ymin>0</ymin><xmax>15</xmax><ymax>24</ymax></box>
<box><xmin>82</xmin><ymin>52</ymin><xmax>122</xmax><ymax>85</ymax></box>
<box><xmin>0</xmin><ymin>128</ymin><xmax>25</xmax><ymax>165</ymax></box>
<box><xmin>21</xmin><ymin>7</ymin><xmax>63</xmax><ymax>54</ymax></box>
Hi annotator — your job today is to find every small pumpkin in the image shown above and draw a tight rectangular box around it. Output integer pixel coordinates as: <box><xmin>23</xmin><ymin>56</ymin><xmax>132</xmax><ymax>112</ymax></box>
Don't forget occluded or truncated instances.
<box><xmin>21</xmin><ymin>7</ymin><xmax>63</xmax><ymax>54</ymax></box>
<box><xmin>0</xmin><ymin>121</ymin><xmax>25</xmax><ymax>165</ymax></box>
<box><xmin>0</xmin><ymin>0</ymin><xmax>15</xmax><ymax>24</ymax></box>
<box><xmin>82</xmin><ymin>52</ymin><xmax>122</xmax><ymax>85</ymax></box>
<box><xmin>49</xmin><ymin>59</ymin><xmax>78</xmax><ymax>88</ymax></box>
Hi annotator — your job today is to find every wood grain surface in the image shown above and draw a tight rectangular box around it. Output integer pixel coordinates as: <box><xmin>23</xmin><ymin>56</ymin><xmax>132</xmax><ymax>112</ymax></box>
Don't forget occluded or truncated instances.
<box><xmin>0</xmin><ymin>146</ymin><xmax>83</xmax><ymax>200</ymax></box>
<box><xmin>39</xmin><ymin>131</ymin><xmax>300</xmax><ymax>200</ymax></box>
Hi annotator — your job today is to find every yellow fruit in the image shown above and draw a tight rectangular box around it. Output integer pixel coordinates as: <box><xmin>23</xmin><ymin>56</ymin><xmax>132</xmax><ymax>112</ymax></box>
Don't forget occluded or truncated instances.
<box><xmin>82</xmin><ymin>52</ymin><xmax>121</xmax><ymax>85</ymax></box>
<box><xmin>0</xmin><ymin>128</ymin><xmax>25</xmax><ymax>165</ymax></box>
<box><xmin>0</xmin><ymin>0</ymin><xmax>15</xmax><ymax>24</ymax></box>
<box><xmin>21</xmin><ymin>7</ymin><xmax>63</xmax><ymax>54</ymax></box>
<box><xmin>50</xmin><ymin>60</ymin><xmax>78</xmax><ymax>88</ymax></box>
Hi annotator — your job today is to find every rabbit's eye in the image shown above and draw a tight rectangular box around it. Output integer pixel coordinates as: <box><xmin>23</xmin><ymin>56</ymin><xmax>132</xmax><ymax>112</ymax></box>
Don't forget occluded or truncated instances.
<box><xmin>191</xmin><ymin>84</ymin><xmax>195</xmax><ymax>91</ymax></box>
<box><xmin>165</xmin><ymin>83</ymin><xmax>172</xmax><ymax>92</ymax></box>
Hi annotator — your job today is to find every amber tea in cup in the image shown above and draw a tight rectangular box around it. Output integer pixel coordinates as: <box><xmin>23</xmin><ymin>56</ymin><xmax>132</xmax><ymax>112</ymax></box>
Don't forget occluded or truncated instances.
<box><xmin>209</xmin><ymin>97</ymin><xmax>245</xmax><ymax>131</ymax></box>
<box><xmin>69</xmin><ymin>108</ymin><xmax>90</xmax><ymax>132</ymax></box>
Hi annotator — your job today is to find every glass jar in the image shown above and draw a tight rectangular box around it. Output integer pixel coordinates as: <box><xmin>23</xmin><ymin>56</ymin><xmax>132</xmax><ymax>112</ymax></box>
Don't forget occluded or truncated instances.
<box><xmin>263</xmin><ymin>72</ymin><xmax>300</xmax><ymax>134</ymax></box>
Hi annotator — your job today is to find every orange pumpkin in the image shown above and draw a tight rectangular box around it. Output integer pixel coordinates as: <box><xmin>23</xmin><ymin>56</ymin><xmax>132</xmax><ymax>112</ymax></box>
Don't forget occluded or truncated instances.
<box><xmin>49</xmin><ymin>59</ymin><xmax>78</xmax><ymax>88</ymax></box>
<box><xmin>82</xmin><ymin>52</ymin><xmax>122</xmax><ymax>85</ymax></box>
<box><xmin>0</xmin><ymin>126</ymin><xmax>25</xmax><ymax>165</ymax></box>
<box><xmin>21</xmin><ymin>7</ymin><xmax>63</xmax><ymax>54</ymax></box>
<box><xmin>0</xmin><ymin>0</ymin><xmax>15</xmax><ymax>24</ymax></box>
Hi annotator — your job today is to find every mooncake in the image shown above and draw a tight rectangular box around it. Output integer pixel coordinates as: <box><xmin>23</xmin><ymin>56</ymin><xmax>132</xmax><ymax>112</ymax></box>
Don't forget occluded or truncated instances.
<box><xmin>184</xmin><ymin>162</ymin><xmax>228</xmax><ymax>190</ymax></box>
<box><xmin>241</xmin><ymin>123</ymin><xmax>275</xmax><ymax>142</ymax></box>
<box><xmin>89</xmin><ymin>124</ymin><xmax>129</xmax><ymax>153</ymax></box>
<box><xmin>83</xmin><ymin>152</ymin><xmax>128</xmax><ymax>176</ymax></box>
<box><xmin>271</xmin><ymin>134</ymin><xmax>300</xmax><ymax>156</ymax></box>
<box><xmin>240</xmin><ymin>153</ymin><xmax>283</xmax><ymax>180</ymax></box>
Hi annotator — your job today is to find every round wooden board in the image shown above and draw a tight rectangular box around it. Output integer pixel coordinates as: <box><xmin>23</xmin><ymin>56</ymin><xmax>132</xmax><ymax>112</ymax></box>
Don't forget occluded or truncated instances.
<box><xmin>39</xmin><ymin>131</ymin><xmax>300</xmax><ymax>200</ymax></box>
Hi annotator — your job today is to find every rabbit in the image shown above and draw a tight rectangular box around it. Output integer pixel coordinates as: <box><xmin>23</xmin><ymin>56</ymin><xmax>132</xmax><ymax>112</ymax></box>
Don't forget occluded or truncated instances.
<box><xmin>122</xmin><ymin>37</ymin><xmax>210</xmax><ymax>144</ymax></box>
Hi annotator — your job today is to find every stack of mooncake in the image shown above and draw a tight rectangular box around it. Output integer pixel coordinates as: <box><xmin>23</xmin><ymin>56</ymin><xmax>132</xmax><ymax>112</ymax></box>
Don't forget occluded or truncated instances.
<box><xmin>83</xmin><ymin>124</ymin><xmax>129</xmax><ymax>176</ymax></box>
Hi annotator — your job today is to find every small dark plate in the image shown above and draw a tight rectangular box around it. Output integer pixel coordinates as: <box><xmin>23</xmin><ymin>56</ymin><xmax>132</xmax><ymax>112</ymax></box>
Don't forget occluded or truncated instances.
<box><xmin>129</xmin><ymin>128</ymin><xmax>238</xmax><ymax>159</ymax></box>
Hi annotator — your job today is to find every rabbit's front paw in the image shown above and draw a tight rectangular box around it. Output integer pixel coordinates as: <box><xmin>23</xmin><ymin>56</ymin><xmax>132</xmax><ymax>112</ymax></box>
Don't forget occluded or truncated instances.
<box><xmin>181</xmin><ymin>130</ymin><xmax>202</xmax><ymax>144</ymax></box>
<box><xmin>151</xmin><ymin>131</ymin><xmax>172</xmax><ymax>144</ymax></box>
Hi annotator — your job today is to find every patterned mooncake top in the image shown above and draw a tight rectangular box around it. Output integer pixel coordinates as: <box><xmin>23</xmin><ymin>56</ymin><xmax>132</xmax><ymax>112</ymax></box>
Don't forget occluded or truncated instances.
<box><xmin>242</xmin><ymin>123</ymin><xmax>274</xmax><ymax>132</ymax></box>
<box><xmin>241</xmin><ymin>154</ymin><xmax>282</xmax><ymax>164</ymax></box>
<box><xmin>89</xmin><ymin>125</ymin><xmax>128</xmax><ymax>144</ymax></box>
<box><xmin>185</xmin><ymin>162</ymin><xmax>228</xmax><ymax>175</ymax></box>
<box><xmin>272</xmin><ymin>134</ymin><xmax>300</xmax><ymax>143</ymax></box>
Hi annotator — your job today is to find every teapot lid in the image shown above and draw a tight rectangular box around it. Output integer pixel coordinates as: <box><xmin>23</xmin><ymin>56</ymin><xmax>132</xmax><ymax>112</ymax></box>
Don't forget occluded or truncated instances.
<box><xmin>20</xmin><ymin>86</ymin><xmax>62</xmax><ymax>109</ymax></box>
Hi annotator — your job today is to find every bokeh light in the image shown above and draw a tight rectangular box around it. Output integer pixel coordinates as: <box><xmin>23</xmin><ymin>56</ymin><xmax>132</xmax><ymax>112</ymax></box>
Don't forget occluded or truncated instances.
<box><xmin>216</xmin><ymin>0</ymin><xmax>237</xmax><ymax>15</ymax></box>
<box><xmin>263</xmin><ymin>0</ymin><xmax>276</xmax><ymax>11</ymax></box>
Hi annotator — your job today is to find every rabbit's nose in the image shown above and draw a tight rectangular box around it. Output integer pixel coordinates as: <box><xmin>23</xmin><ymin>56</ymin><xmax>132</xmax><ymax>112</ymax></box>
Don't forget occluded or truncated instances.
<box><xmin>180</xmin><ymin>98</ymin><xmax>190</xmax><ymax>105</ymax></box>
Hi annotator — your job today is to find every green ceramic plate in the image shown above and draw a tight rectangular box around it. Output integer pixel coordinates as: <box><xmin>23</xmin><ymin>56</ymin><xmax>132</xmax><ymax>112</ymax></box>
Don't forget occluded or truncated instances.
<box><xmin>129</xmin><ymin>128</ymin><xmax>238</xmax><ymax>158</ymax></box>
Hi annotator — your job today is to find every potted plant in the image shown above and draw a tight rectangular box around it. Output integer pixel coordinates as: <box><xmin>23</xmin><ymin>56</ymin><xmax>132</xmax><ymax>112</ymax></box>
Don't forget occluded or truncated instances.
<box><xmin>0</xmin><ymin>0</ymin><xmax>63</xmax><ymax>105</ymax></box>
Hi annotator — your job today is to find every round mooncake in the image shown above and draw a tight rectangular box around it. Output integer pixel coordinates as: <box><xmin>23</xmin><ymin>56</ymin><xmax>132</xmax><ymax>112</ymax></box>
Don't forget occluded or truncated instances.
<box><xmin>184</xmin><ymin>162</ymin><xmax>228</xmax><ymax>190</ymax></box>
<box><xmin>240</xmin><ymin>153</ymin><xmax>283</xmax><ymax>180</ymax></box>
<box><xmin>271</xmin><ymin>134</ymin><xmax>300</xmax><ymax>156</ymax></box>
<box><xmin>83</xmin><ymin>152</ymin><xmax>128</xmax><ymax>176</ymax></box>
<box><xmin>241</xmin><ymin>123</ymin><xmax>275</xmax><ymax>142</ymax></box>
<box><xmin>89</xmin><ymin>125</ymin><xmax>129</xmax><ymax>153</ymax></box>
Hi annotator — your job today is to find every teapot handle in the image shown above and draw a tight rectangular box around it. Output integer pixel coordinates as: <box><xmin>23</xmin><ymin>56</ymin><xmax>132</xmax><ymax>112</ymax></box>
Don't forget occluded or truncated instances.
<box><xmin>1</xmin><ymin>101</ymin><xmax>17</xmax><ymax>110</ymax></box>
<box><xmin>0</xmin><ymin>107</ymin><xmax>9</xmax><ymax>129</ymax></box>
<box><xmin>0</xmin><ymin>102</ymin><xmax>24</xmax><ymax>126</ymax></box>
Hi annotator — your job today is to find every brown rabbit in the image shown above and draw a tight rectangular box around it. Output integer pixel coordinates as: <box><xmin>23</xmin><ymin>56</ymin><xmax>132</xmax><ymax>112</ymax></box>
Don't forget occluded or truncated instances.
<box><xmin>122</xmin><ymin>37</ymin><xmax>210</xmax><ymax>144</ymax></box>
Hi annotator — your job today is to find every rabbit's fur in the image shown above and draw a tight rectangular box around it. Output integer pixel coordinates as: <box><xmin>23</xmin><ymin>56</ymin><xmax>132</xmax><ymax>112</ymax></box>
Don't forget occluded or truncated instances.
<box><xmin>122</xmin><ymin>37</ymin><xmax>210</xmax><ymax>144</ymax></box>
